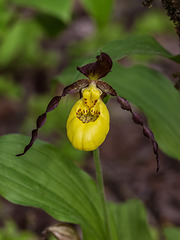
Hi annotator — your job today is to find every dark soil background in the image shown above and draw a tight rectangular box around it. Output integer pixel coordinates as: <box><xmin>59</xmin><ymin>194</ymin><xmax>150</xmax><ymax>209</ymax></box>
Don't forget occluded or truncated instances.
<box><xmin>0</xmin><ymin>0</ymin><xmax>180</xmax><ymax>239</ymax></box>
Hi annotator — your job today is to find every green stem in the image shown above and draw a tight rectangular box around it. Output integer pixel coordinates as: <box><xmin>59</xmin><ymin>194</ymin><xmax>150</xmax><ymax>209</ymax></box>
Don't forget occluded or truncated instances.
<box><xmin>93</xmin><ymin>148</ymin><xmax>111</xmax><ymax>240</ymax></box>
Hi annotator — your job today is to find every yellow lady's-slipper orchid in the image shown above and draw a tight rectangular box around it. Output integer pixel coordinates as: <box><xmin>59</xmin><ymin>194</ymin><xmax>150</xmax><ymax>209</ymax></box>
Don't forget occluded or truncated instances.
<box><xmin>67</xmin><ymin>82</ymin><xmax>110</xmax><ymax>151</ymax></box>
<box><xmin>17</xmin><ymin>52</ymin><xmax>159</xmax><ymax>171</ymax></box>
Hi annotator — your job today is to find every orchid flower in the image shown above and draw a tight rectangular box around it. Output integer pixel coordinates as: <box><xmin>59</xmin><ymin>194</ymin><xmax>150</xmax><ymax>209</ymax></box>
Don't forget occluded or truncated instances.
<box><xmin>17</xmin><ymin>52</ymin><xmax>159</xmax><ymax>171</ymax></box>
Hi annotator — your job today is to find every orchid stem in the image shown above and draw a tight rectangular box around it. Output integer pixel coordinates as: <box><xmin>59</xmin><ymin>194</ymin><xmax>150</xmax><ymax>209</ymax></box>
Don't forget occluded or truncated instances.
<box><xmin>93</xmin><ymin>148</ymin><xmax>111</xmax><ymax>240</ymax></box>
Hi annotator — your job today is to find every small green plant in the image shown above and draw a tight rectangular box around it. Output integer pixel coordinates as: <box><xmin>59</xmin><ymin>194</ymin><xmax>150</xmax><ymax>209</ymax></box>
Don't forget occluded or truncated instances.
<box><xmin>0</xmin><ymin>35</ymin><xmax>180</xmax><ymax>239</ymax></box>
<box><xmin>0</xmin><ymin>1</ymin><xmax>180</xmax><ymax>239</ymax></box>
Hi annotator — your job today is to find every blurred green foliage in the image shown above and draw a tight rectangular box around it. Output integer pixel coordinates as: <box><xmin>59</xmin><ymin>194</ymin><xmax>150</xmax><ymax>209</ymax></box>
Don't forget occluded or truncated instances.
<box><xmin>163</xmin><ymin>227</ymin><xmax>180</xmax><ymax>240</ymax></box>
<box><xmin>133</xmin><ymin>10</ymin><xmax>175</xmax><ymax>35</ymax></box>
<box><xmin>0</xmin><ymin>0</ymin><xmax>59</xmax><ymax>68</ymax></box>
<box><xmin>0</xmin><ymin>17</ymin><xmax>58</xmax><ymax>67</ymax></box>
<box><xmin>70</xmin><ymin>23</ymin><xmax>126</xmax><ymax>57</ymax></box>
<box><xmin>9</xmin><ymin>0</ymin><xmax>113</xmax><ymax>28</ymax></box>
<box><xmin>0</xmin><ymin>76</ymin><xmax>23</xmax><ymax>100</ymax></box>
<box><xmin>0</xmin><ymin>221</ymin><xmax>37</xmax><ymax>240</ymax></box>
<box><xmin>9</xmin><ymin>0</ymin><xmax>72</xmax><ymax>23</ymax></box>
<box><xmin>80</xmin><ymin>0</ymin><xmax>113</xmax><ymax>28</ymax></box>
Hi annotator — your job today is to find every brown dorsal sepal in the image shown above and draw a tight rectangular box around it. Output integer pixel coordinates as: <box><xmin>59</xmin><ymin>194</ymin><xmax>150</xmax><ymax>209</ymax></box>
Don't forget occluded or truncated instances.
<box><xmin>77</xmin><ymin>52</ymin><xmax>113</xmax><ymax>80</ymax></box>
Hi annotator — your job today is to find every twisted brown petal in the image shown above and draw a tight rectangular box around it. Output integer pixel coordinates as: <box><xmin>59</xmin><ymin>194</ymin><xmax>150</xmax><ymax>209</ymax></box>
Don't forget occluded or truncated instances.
<box><xmin>117</xmin><ymin>96</ymin><xmax>160</xmax><ymax>172</ymax></box>
<box><xmin>16</xmin><ymin>79</ymin><xmax>91</xmax><ymax>156</ymax></box>
<box><xmin>16</xmin><ymin>96</ymin><xmax>61</xmax><ymax>156</ymax></box>
<box><xmin>77</xmin><ymin>52</ymin><xmax>113</xmax><ymax>80</ymax></box>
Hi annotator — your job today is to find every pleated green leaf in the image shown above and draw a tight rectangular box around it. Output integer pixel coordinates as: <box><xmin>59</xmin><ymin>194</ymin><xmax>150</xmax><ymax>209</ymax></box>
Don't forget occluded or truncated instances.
<box><xmin>109</xmin><ymin>199</ymin><xmax>156</xmax><ymax>240</ymax></box>
<box><xmin>9</xmin><ymin>0</ymin><xmax>72</xmax><ymax>23</ymax></box>
<box><xmin>56</xmin><ymin>35</ymin><xmax>180</xmax><ymax>87</ymax></box>
<box><xmin>0</xmin><ymin>134</ymin><xmax>106</xmax><ymax>240</ymax></box>
<box><xmin>56</xmin><ymin>35</ymin><xmax>180</xmax><ymax>160</ymax></box>
<box><xmin>106</xmin><ymin>63</ymin><xmax>180</xmax><ymax>160</ymax></box>
<box><xmin>101</xmin><ymin>35</ymin><xmax>180</xmax><ymax>64</ymax></box>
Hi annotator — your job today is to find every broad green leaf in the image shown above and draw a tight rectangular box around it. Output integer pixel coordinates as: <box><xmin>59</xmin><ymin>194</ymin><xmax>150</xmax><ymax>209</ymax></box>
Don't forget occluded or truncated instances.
<box><xmin>109</xmin><ymin>199</ymin><xmax>156</xmax><ymax>240</ymax></box>
<box><xmin>56</xmin><ymin>35</ymin><xmax>180</xmax><ymax>87</ymax></box>
<box><xmin>163</xmin><ymin>227</ymin><xmax>180</xmax><ymax>240</ymax></box>
<box><xmin>55</xmin><ymin>57</ymin><xmax>88</xmax><ymax>86</ymax></box>
<box><xmin>56</xmin><ymin>35</ymin><xmax>180</xmax><ymax>160</ymax></box>
<box><xmin>106</xmin><ymin>63</ymin><xmax>180</xmax><ymax>161</ymax></box>
<box><xmin>9</xmin><ymin>0</ymin><xmax>72</xmax><ymax>23</ymax></box>
<box><xmin>80</xmin><ymin>0</ymin><xmax>113</xmax><ymax>28</ymax></box>
<box><xmin>0</xmin><ymin>134</ymin><xmax>106</xmax><ymax>240</ymax></box>
<box><xmin>101</xmin><ymin>35</ymin><xmax>180</xmax><ymax>64</ymax></box>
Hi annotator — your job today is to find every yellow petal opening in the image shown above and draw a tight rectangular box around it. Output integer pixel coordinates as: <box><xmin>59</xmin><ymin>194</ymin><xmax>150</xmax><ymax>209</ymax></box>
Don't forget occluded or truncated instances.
<box><xmin>66</xmin><ymin>82</ymin><xmax>110</xmax><ymax>151</ymax></box>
